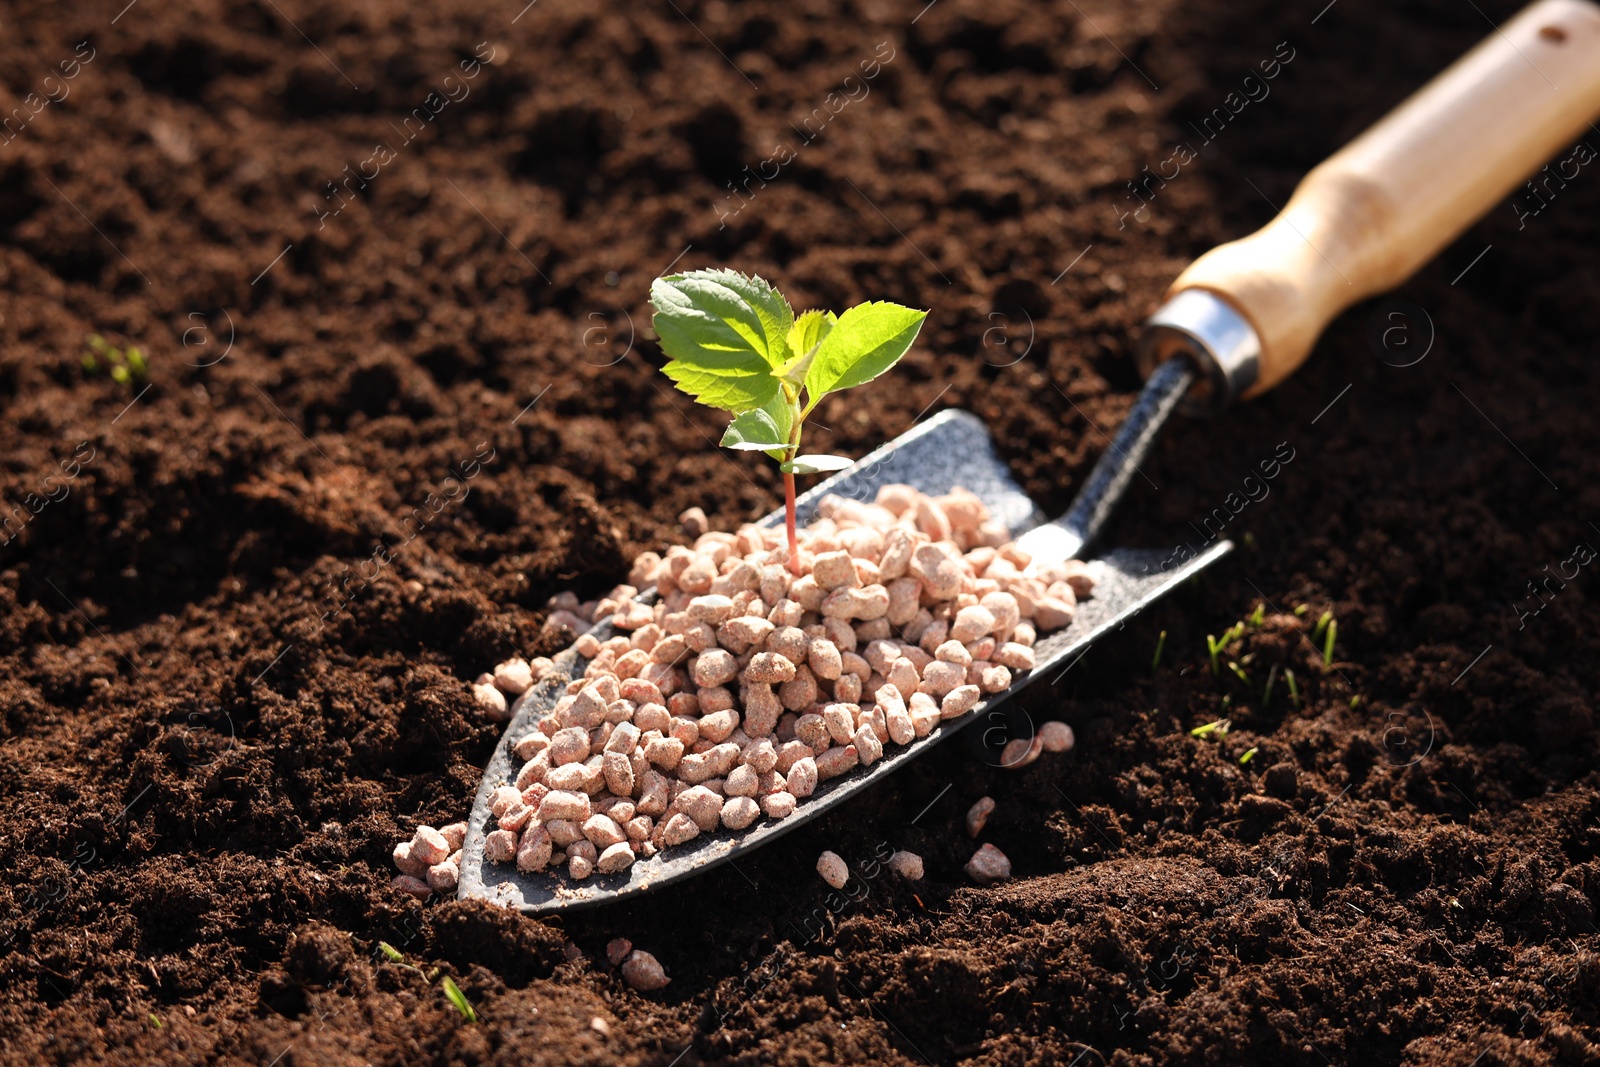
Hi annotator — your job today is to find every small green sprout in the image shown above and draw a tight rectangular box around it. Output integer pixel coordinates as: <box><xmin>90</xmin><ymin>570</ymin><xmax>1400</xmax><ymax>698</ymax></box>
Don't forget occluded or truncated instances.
<box><xmin>1190</xmin><ymin>718</ymin><xmax>1231</xmax><ymax>739</ymax></box>
<box><xmin>1239</xmin><ymin>746</ymin><xmax>1259</xmax><ymax>765</ymax></box>
<box><xmin>1246</xmin><ymin>603</ymin><xmax>1265</xmax><ymax>627</ymax></box>
<box><xmin>1285</xmin><ymin>668</ymin><xmax>1300</xmax><ymax>708</ymax></box>
<box><xmin>1293</xmin><ymin>603</ymin><xmax>1309</xmax><ymax>617</ymax></box>
<box><xmin>1349</xmin><ymin>694</ymin><xmax>1361</xmax><ymax>709</ymax></box>
<box><xmin>1262</xmin><ymin>662</ymin><xmax>1280</xmax><ymax>706</ymax></box>
<box><xmin>1323</xmin><ymin>618</ymin><xmax>1337</xmax><ymax>668</ymax></box>
<box><xmin>440</xmin><ymin>976</ymin><xmax>479</xmax><ymax>1023</ymax></box>
<box><xmin>1152</xmin><ymin>629</ymin><xmax>1167</xmax><ymax>672</ymax></box>
<box><xmin>82</xmin><ymin>334</ymin><xmax>149</xmax><ymax>385</ymax></box>
<box><xmin>1227</xmin><ymin>660</ymin><xmax>1250</xmax><ymax>685</ymax></box>
<box><xmin>378</xmin><ymin>940</ymin><xmax>478</xmax><ymax>1022</ymax></box>
<box><xmin>650</xmin><ymin>269</ymin><xmax>926</xmax><ymax>573</ymax></box>
<box><xmin>1206</xmin><ymin>621</ymin><xmax>1246</xmax><ymax>676</ymax></box>
<box><xmin>376</xmin><ymin>942</ymin><xmax>429</xmax><ymax>980</ymax></box>
<box><xmin>147</xmin><ymin>1013</ymin><xmax>163</xmax><ymax>1029</ymax></box>
<box><xmin>1311</xmin><ymin>609</ymin><xmax>1332</xmax><ymax>641</ymax></box>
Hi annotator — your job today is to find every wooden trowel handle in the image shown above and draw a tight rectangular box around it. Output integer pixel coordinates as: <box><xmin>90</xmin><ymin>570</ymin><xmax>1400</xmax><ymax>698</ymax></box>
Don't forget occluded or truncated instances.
<box><xmin>1162</xmin><ymin>0</ymin><xmax>1600</xmax><ymax>401</ymax></box>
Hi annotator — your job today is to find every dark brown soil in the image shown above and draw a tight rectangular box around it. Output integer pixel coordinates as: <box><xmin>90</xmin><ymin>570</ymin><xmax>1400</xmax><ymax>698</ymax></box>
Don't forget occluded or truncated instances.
<box><xmin>3</xmin><ymin>0</ymin><xmax>1599</xmax><ymax>1063</ymax></box>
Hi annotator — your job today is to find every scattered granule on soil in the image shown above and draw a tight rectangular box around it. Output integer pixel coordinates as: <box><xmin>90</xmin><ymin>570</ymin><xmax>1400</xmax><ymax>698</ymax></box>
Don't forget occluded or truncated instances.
<box><xmin>816</xmin><ymin>850</ymin><xmax>850</xmax><ymax>889</ymax></box>
<box><xmin>1000</xmin><ymin>734</ymin><xmax>1044</xmax><ymax>769</ymax></box>
<box><xmin>965</xmin><ymin>843</ymin><xmax>1012</xmax><ymax>885</ymax></box>
<box><xmin>888</xmin><ymin>850</ymin><xmax>924</xmax><ymax>880</ymax></box>
<box><xmin>620</xmin><ymin>950</ymin><xmax>671</xmax><ymax>991</ymax></box>
<box><xmin>966</xmin><ymin>796</ymin><xmax>995</xmax><ymax>838</ymax></box>
<box><xmin>397</xmin><ymin>484</ymin><xmax>1093</xmax><ymax>888</ymax></box>
<box><xmin>1040</xmin><ymin>720</ymin><xmax>1075</xmax><ymax>753</ymax></box>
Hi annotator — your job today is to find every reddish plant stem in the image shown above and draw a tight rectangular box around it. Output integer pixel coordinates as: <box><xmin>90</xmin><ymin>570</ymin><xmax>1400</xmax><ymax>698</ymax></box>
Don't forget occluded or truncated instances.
<box><xmin>784</xmin><ymin>469</ymin><xmax>801</xmax><ymax>575</ymax></box>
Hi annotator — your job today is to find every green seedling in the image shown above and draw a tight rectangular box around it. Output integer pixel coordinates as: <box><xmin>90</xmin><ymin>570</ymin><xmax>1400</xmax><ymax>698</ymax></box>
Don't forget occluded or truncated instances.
<box><xmin>1227</xmin><ymin>660</ymin><xmax>1250</xmax><ymax>685</ymax></box>
<box><xmin>1205</xmin><ymin>621</ymin><xmax>1246</xmax><ymax>676</ymax></box>
<box><xmin>1349</xmin><ymin>694</ymin><xmax>1361</xmax><ymax>709</ymax></box>
<box><xmin>81</xmin><ymin>334</ymin><xmax>148</xmax><ymax>385</ymax></box>
<box><xmin>377</xmin><ymin>944</ymin><xmax>438</xmax><ymax>983</ymax></box>
<box><xmin>650</xmin><ymin>268</ymin><xmax>927</xmax><ymax>573</ymax></box>
<box><xmin>378</xmin><ymin>941</ymin><xmax>478</xmax><ymax>1023</ymax></box>
<box><xmin>1293</xmin><ymin>603</ymin><xmax>1309</xmax><ymax>617</ymax></box>
<box><xmin>1311</xmin><ymin>609</ymin><xmax>1332</xmax><ymax>641</ymax></box>
<box><xmin>1246</xmin><ymin>603</ymin><xmax>1265</xmax><ymax>627</ymax></box>
<box><xmin>1152</xmin><ymin>629</ymin><xmax>1167</xmax><ymax>672</ymax></box>
<box><xmin>1285</xmin><ymin>668</ymin><xmax>1300</xmax><ymax>708</ymax></box>
<box><xmin>1262</xmin><ymin>662</ymin><xmax>1280</xmax><ymax>707</ymax></box>
<box><xmin>1190</xmin><ymin>718</ymin><xmax>1230</xmax><ymax>739</ymax></box>
<box><xmin>1239</xmin><ymin>746</ymin><xmax>1259</xmax><ymax>765</ymax></box>
<box><xmin>1323</xmin><ymin>618</ymin><xmax>1338</xmax><ymax>668</ymax></box>
<box><xmin>440</xmin><ymin>976</ymin><xmax>479</xmax><ymax>1023</ymax></box>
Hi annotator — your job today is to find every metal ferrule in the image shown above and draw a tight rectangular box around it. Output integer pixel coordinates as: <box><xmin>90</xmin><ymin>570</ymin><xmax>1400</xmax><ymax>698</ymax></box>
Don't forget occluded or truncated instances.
<box><xmin>1135</xmin><ymin>289</ymin><xmax>1262</xmax><ymax>414</ymax></box>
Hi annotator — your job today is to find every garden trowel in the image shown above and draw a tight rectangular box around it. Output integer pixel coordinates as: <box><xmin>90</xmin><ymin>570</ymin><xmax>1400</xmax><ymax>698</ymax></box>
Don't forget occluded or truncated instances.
<box><xmin>460</xmin><ymin>0</ymin><xmax>1600</xmax><ymax>912</ymax></box>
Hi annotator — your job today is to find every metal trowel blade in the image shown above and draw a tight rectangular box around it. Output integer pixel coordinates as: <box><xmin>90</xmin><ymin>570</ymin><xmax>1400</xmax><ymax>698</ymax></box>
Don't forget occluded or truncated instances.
<box><xmin>458</xmin><ymin>409</ymin><xmax>1229</xmax><ymax>914</ymax></box>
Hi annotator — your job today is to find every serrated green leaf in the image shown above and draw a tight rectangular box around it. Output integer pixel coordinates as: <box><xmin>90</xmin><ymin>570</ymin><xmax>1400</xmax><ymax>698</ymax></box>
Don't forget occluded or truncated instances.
<box><xmin>721</xmin><ymin>407</ymin><xmax>788</xmax><ymax>450</ymax></box>
<box><xmin>788</xmin><ymin>310</ymin><xmax>835</xmax><ymax>360</ymax></box>
<box><xmin>650</xmin><ymin>270</ymin><xmax>794</xmax><ymax>412</ymax></box>
<box><xmin>780</xmin><ymin>454</ymin><xmax>853</xmax><ymax>475</ymax></box>
<box><xmin>661</xmin><ymin>359</ymin><xmax>782</xmax><ymax>413</ymax></box>
<box><xmin>804</xmin><ymin>301</ymin><xmax>926</xmax><ymax>401</ymax></box>
<box><xmin>779</xmin><ymin>310</ymin><xmax>837</xmax><ymax>386</ymax></box>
